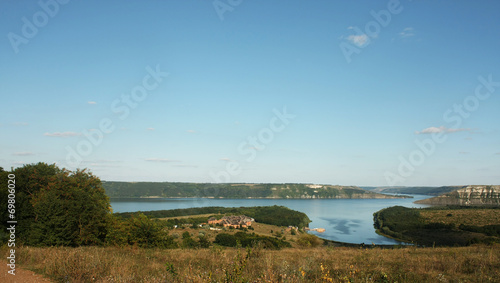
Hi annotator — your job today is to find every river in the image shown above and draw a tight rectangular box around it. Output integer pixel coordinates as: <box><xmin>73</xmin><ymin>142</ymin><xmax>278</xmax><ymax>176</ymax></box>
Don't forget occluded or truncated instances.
<box><xmin>110</xmin><ymin>195</ymin><xmax>432</xmax><ymax>245</ymax></box>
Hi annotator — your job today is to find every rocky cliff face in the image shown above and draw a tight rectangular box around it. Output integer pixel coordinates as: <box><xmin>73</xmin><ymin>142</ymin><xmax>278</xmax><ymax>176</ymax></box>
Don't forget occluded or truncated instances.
<box><xmin>415</xmin><ymin>185</ymin><xmax>500</xmax><ymax>206</ymax></box>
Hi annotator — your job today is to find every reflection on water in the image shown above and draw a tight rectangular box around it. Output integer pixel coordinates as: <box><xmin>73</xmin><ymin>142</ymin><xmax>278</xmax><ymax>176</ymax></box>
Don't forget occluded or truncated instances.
<box><xmin>320</xmin><ymin>218</ymin><xmax>362</xmax><ymax>235</ymax></box>
<box><xmin>110</xmin><ymin>195</ymin><xmax>432</xmax><ymax>245</ymax></box>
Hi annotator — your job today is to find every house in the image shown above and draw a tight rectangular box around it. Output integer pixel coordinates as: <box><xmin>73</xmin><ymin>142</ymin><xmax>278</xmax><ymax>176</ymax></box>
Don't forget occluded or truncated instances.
<box><xmin>208</xmin><ymin>215</ymin><xmax>254</xmax><ymax>228</ymax></box>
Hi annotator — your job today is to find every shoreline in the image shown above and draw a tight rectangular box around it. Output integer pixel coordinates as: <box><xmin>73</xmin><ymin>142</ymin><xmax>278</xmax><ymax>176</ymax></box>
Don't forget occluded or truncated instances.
<box><xmin>110</xmin><ymin>195</ymin><xmax>413</xmax><ymax>200</ymax></box>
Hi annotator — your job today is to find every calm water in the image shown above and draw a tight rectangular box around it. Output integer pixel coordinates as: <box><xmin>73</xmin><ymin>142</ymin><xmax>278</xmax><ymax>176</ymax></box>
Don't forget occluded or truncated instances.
<box><xmin>110</xmin><ymin>195</ymin><xmax>432</xmax><ymax>245</ymax></box>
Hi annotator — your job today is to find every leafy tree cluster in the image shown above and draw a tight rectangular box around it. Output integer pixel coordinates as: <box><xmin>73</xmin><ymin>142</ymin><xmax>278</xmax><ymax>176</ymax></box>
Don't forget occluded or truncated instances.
<box><xmin>0</xmin><ymin>163</ymin><xmax>176</xmax><ymax>248</ymax></box>
<box><xmin>0</xmin><ymin>163</ymin><xmax>111</xmax><ymax>246</ymax></box>
<box><xmin>214</xmin><ymin>232</ymin><xmax>291</xmax><ymax>249</ymax></box>
<box><xmin>106</xmin><ymin>213</ymin><xmax>177</xmax><ymax>248</ymax></box>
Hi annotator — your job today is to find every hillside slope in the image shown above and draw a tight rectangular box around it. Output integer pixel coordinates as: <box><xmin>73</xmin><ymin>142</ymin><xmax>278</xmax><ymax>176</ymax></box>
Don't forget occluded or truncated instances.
<box><xmin>103</xmin><ymin>182</ymin><xmax>409</xmax><ymax>199</ymax></box>
<box><xmin>363</xmin><ymin>186</ymin><xmax>462</xmax><ymax>196</ymax></box>
<box><xmin>415</xmin><ymin>185</ymin><xmax>500</xmax><ymax>206</ymax></box>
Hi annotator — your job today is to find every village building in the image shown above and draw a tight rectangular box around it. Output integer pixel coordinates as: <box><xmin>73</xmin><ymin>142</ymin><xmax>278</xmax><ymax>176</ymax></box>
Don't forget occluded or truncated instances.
<box><xmin>208</xmin><ymin>215</ymin><xmax>254</xmax><ymax>228</ymax></box>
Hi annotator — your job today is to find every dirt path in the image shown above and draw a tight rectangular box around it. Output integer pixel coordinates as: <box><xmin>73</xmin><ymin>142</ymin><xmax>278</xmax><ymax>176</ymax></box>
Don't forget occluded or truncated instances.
<box><xmin>1</xmin><ymin>260</ymin><xmax>53</xmax><ymax>283</ymax></box>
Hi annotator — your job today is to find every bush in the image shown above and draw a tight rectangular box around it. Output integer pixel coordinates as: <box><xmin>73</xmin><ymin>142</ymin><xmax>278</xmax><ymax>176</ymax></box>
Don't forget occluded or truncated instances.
<box><xmin>215</xmin><ymin>233</ymin><xmax>237</xmax><ymax>247</ymax></box>
<box><xmin>297</xmin><ymin>234</ymin><xmax>322</xmax><ymax>248</ymax></box>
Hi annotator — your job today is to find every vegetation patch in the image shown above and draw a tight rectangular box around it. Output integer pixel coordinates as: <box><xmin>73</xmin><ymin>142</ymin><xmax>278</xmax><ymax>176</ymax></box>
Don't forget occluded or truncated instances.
<box><xmin>115</xmin><ymin>205</ymin><xmax>312</xmax><ymax>229</ymax></box>
<box><xmin>374</xmin><ymin>206</ymin><xmax>500</xmax><ymax>246</ymax></box>
<box><xmin>3</xmin><ymin>245</ymin><xmax>499</xmax><ymax>282</ymax></box>
<box><xmin>103</xmin><ymin>181</ymin><xmax>403</xmax><ymax>199</ymax></box>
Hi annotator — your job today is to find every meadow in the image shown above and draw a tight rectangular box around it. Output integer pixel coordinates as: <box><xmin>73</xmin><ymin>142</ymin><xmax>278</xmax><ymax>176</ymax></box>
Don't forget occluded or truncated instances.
<box><xmin>3</xmin><ymin>244</ymin><xmax>499</xmax><ymax>282</ymax></box>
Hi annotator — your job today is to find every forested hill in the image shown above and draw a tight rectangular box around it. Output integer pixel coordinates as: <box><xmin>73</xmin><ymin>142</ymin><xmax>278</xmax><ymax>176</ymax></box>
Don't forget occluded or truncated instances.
<box><xmin>103</xmin><ymin>182</ymin><xmax>408</xmax><ymax>199</ymax></box>
<box><xmin>362</xmin><ymin>186</ymin><xmax>463</xmax><ymax>196</ymax></box>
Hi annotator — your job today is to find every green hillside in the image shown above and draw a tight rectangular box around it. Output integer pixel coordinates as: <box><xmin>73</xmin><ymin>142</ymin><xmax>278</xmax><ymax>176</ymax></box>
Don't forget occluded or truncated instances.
<box><xmin>103</xmin><ymin>181</ymin><xmax>408</xmax><ymax>199</ymax></box>
<box><xmin>363</xmin><ymin>186</ymin><xmax>463</xmax><ymax>196</ymax></box>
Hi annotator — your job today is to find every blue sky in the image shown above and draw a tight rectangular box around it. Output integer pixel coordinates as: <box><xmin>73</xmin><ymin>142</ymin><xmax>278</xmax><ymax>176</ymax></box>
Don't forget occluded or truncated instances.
<box><xmin>1</xmin><ymin>0</ymin><xmax>499</xmax><ymax>186</ymax></box>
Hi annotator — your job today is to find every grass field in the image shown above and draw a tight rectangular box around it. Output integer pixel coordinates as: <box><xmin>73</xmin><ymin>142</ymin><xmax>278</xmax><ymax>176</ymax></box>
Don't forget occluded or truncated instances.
<box><xmin>3</xmin><ymin>244</ymin><xmax>499</xmax><ymax>282</ymax></box>
<box><xmin>420</xmin><ymin>209</ymin><xmax>500</xmax><ymax>227</ymax></box>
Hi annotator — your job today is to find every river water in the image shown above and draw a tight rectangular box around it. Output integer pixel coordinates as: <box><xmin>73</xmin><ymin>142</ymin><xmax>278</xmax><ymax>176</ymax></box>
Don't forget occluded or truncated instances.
<box><xmin>110</xmin><ymin>195</ymin><xmax>431</xmax><ymax>245</ymax></box>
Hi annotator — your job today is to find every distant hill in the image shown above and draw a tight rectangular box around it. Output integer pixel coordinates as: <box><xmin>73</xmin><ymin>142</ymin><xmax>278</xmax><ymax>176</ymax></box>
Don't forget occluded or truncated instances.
<box><xmin>415</xmin><ymin>185</ymin><xmax>500</xmax><ymax>206</ymax></box>
<box><xmin>361</xmin><ymin>186</ymin><xmax>463</xmax><ymax>196</ymax></box>
<box><xmin>102</xmin><ymin>182</ymin><xmax>409</xmax><ymax>199</ymax></box>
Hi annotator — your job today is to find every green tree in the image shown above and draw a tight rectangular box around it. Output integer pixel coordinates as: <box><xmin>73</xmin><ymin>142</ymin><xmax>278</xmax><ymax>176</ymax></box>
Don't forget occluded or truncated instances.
<box><xmin>1</xmin><ymin>163</ymin><xmax>111</xmax><ymax>246</ymax></box>
<box><xmin>29</xmin><ymin>168</ymin><xmax>111</xmax><ymax>246</ymax></box>
<box><xmin>7</xmin><ymin>163</ymin><xmax>60</xmax><ymax>243</ymax></box>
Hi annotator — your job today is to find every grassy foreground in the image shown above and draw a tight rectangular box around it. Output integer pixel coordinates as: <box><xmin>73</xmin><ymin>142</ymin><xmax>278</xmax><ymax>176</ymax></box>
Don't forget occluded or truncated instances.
<box><xmin>3</xmin><ymin>245</ymin><xmax>499</xmax><ymax>282</ymax></box>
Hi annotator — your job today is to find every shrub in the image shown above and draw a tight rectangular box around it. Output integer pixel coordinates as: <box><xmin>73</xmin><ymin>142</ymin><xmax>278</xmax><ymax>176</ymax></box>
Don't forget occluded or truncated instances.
<box><xmin>297</xmin><ymin>233</ymin><xmax>322</xmax><ymax>248</ymax></box>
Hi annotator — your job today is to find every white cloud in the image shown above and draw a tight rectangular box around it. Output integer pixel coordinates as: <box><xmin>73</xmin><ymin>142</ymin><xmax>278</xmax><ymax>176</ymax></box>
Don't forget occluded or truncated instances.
<box><xmin>146</xmin><ymin>127</ymin><xmax>155</xmax><ymax>131</ymax></box>
<box><xmin>12</xmin><ymin>152</ymin><xmax>35</xmax><ymax>156</ymax></box>
<box><xmin>145</xmin><ymin>158</ymin><xmax>180</xmax><ymax>163</ymax></box>
<box><xmin>88</xmin><ymin>101</ymin><xmax>97</xmax><ymax>105</ymax></box>
<box><xmin>399</xmin><ymin>27</ymin><xmax>415</xmax><ymax>38</ymax></box>
<box><xmin>415</xmin><ymin>126</ymin><xmax>471</xmax><ymax>135</ymax></box>
<box><xmin>44</xmin><ymin>132</ymin><xmax>81</xmax><ymax>137</ymax></box>
<box><xmin>347</xmin><ymin>34</ymin><xmax>369</xmax><ymax>46</ymax></box>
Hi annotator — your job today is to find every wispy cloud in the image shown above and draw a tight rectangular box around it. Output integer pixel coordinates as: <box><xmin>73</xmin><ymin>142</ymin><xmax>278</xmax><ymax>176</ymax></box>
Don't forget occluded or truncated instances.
<box><xmin>145</xmin><ymin>158</ymin><xmax>181</xmax><ymax>163</ymax></box>
<box><xmin>187</xmin><ymin>130</ymin><xmax>196</xmax><ymax>133</ymax></box>
<box><xmin>44</xmin><ymin>131</ymin><xmax>81</xmax><ymax>137</ymax></box>
<box><xmin>495</xmin><ymin>152</ymin><xmax>500</xmax><ymax>155</ymax></box>
<box><xmin>459</xmin><ymin>151</ymin><xmax>469</xmax><ymax>155</ymax></box>
<box><xmin>81</xmin><ymin>159</ymin><xmax>122</xmax><ymax>165</ymax></box>
<box><xmin>347</xmin><ymin>34</ymin><xmax>369</xmax><ymax>47</ymax></box>
<box><xmin>399</xmin><ymin>27</ymin><xmax>415</xmax><ymax>38</ymax></box>
<box><xmin>219</xmin><ymin>158</ymin><xmax>232</xmax><ymax>162</ymax></box>
<box><xmin>87</xmin><ymin>163</ymin><xmax>121</xmax><ymax>168</ymax></box>
<box><xmin>146</xmin><ymin>127</ymin><xmax>155</xmax><ymax>131</ymax></box>
<box><xmin>13</xmin><ymin>122</ymin><xmax>29</xmax><ymax>126</ymax></box>
<box><xmin>88</xmin><ymin>101</ymin><xmax>97</xmax><ymax>105</ymax></box>
<box><xmin>172</xmin><ymin>164</ymin><xmax>198</xmax><ymax>168</ymax></box>
<box><xmin>12</xmin><ymin>152</ymin><xmax>35</xmax><ymax>156</ymax></box>
<box><xmin>415</xmin><ymin>126</ymin><xmax>471</xmax><ymax>135</ymax></box>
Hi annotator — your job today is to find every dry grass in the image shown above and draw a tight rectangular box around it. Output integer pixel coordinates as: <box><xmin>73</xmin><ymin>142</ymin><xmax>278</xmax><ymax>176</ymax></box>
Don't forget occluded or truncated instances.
<box><xmin>420</xmin><ymin>209</ymin><xmax>500</xmax><ymax>226</ymax></box>
<box><xmin>3</xmin><ymin>244</ymin><xmax>499</xmax><ymax>282</ymax></box>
